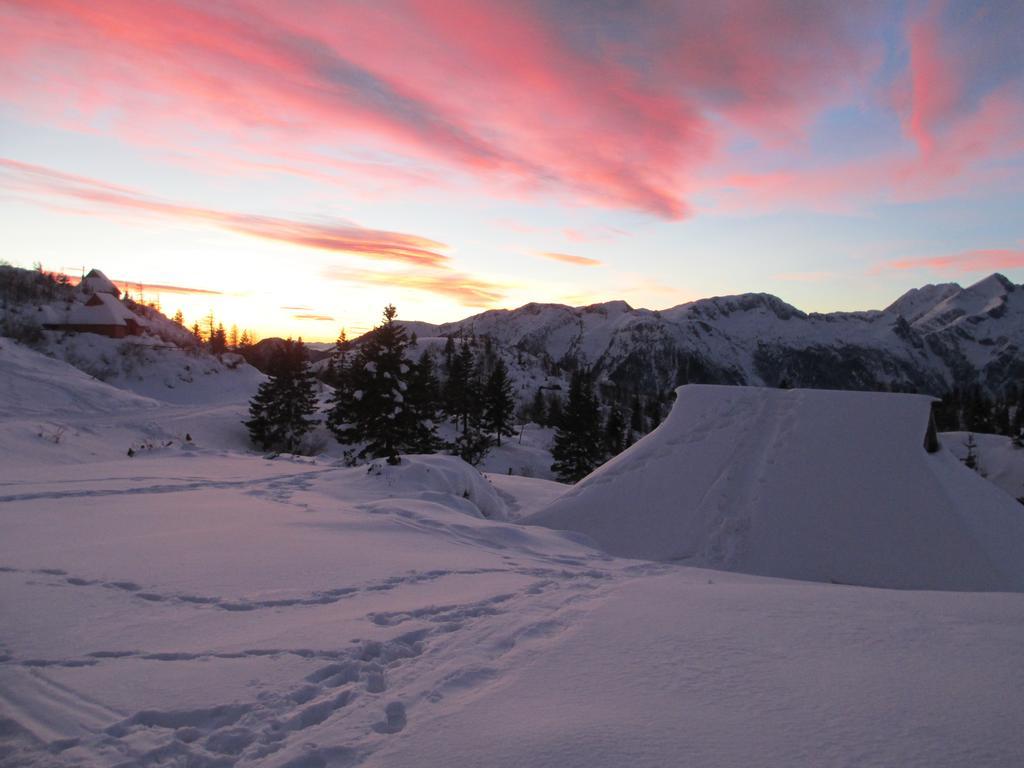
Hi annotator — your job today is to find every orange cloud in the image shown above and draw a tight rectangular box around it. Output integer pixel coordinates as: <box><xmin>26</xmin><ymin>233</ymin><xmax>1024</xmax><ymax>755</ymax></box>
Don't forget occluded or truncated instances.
<box><xmin>66</xmin><ymin>275</ymin><xmax>224</xmax><ymax>295</ymax></box>
<box><xmin>323</xmin><ymin>267</ymin><xmax>507</xmax><ymax>307</ymax></box>
<box><xmin>538</xmin><ymin>252</ymin><xmax>602</xmax><ymax>267</ymax></box>
<box><xmin>115</xmin><ymin>281</ymin><xmax>223</xmax><ymax>296</ymax></box>
<box><xmin>0</xmin><ymin>159</ymin><xmax>449</xmax><ymax>268</ymax></box>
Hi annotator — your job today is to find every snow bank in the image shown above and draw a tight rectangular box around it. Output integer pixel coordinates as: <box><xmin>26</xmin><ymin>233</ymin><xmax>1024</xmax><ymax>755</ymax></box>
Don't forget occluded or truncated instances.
<box><xmin>529</xmin><ymin>384</ymin><xmax>1024</xmax><ymax>591</ymax></box>
<box><xmin>314</xmin><ymin>454</ymin><xmax>509</xmax><ymax>520</ymax></box>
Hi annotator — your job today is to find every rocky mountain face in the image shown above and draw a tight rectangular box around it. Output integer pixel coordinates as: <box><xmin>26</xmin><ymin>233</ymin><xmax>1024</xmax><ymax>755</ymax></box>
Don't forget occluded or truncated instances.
<box><xmin>402</xmin><ymin>273</ymin><xmax>1023</xmax><ymax>400</ymax></box>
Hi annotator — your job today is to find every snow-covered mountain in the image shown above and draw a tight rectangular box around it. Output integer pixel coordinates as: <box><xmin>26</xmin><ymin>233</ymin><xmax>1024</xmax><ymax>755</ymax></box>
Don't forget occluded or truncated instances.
<box><xmin>401</xmin><ymin>273</ymin><xmax>1023</xmax><ymax>398</ymax></box>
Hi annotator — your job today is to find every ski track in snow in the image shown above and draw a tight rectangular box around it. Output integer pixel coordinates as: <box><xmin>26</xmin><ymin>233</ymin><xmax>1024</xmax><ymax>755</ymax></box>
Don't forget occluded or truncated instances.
<box><xmin>0</xmin><ymin>468</ymin><xmax>333</xmax><ymax>504</ymax></box>
<box><xmin>0</xmin><ymin>563</ymin><xmax>604</xmax><ymax>619</ymax></box>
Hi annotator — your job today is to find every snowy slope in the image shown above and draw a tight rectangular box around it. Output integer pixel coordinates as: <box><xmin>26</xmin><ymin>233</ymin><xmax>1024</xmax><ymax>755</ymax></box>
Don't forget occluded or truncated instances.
<box><xmin>529</xmin><ymin>385</ymin><xmax>1024</xmax><ymax>591</ymax></box>
<box><xmin>0</xmin><ymin>339</ymin><xmax>257</xmax><ymax>466</ymax></box>
<box><xmin>36</xmin><ymin>333</ymin><xmax>266</xmax><ymax>406</ymax></box>
<box><xmin>0</xmin><ymin>338</ymin><xmax>160</xmax><ymax>418</ymax></box>
<box><xmin>943</xmin><ymin>430</ymin><xmax>1024</xmax><ymax>502</ymax></box>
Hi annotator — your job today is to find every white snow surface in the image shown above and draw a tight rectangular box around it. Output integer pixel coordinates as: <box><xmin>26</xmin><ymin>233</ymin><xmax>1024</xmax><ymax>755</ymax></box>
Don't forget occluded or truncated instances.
<box><xmin>3</xmin><ymin>337</ymin><xmax>1024</xmax><ymax>767</ymax></box>
<box><xmin>529</xmin><ymin>384</ymin><xmax>1024</xmax><ymax>591</ymax></box>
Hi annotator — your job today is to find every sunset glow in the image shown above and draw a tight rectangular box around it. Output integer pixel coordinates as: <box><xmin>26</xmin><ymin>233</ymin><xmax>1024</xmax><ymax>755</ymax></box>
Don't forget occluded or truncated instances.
<box><xmin>2</xmin><ymin>0</ymin><xmax>1022</xmax><ymax>339</ymax></box>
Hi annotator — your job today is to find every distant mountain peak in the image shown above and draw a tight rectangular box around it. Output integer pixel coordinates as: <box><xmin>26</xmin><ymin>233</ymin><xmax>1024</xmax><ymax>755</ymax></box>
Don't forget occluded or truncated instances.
<box><xmin>966</xmin><ymin>272</ymin><xmax>1016</xmax><ymax>296</ymax></box>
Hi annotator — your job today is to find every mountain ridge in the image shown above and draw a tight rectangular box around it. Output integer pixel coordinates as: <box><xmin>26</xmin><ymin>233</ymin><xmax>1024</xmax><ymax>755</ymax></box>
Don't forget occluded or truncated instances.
<box><xmin>390</xmin><ymin>272</ymin><xmax>1023</xmax><ymax>398</ymax></box>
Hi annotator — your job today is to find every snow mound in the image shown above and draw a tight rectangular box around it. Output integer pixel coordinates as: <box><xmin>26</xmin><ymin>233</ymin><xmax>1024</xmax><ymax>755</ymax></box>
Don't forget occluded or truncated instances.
<box><xmin>528</xmin><ymin>384</ymin><xmax>1024</xmax><ymax>591</ymax></box>
<box><xmin>314</xmin><ymin>454</ymin><xmax>509</xmax><ymax>520</ymax></box>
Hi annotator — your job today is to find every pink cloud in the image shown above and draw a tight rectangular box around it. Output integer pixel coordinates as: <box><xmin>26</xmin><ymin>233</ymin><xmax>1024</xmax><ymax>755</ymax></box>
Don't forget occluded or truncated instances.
<box><xmin>882</xmin><ymin>249</ymin><xmax>1024</xmax><ymax>274</ymax></box>
<box><xmin>0</xmin><ymin>158</ymin><xmax>449</xmax><ymax>268</ymax></box>
<box><xmin>710</xmin><ymin>78</ymin><xmax>1024</xmax><ymax>214</ymax></box>
<box><xmin>0</xmin><ymin>0</ymin><xmax>887</xmax><ymax>219</ymax></box>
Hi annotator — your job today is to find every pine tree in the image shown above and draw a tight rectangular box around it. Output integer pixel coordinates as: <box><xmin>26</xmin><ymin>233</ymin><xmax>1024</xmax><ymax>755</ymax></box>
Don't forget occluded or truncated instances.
<box><xmin>441</xmin><ymin>339</ymin><xmax>490</xmax><ymax>463</ymax></box>
<box><xmin>443</xmin><ymin>335</ymin><xmax>456</xmax><ymax>373</ymax></box>
<box><xmin>452</xmin><ymin>418</ymin><xmax>491</xmax><ymax>465</ymax></box>
<box><xmin>210</xmin><ymin>323</ymin><xmax>228</xmax><ymax>354</ymax></box>
<box><xmin>407</xmin><ymin>349</ymin><xmax>444</xmax><ymax>452</ymax></box>
<box><xmin>629</xmin><ymin>393</ymin><xmax>645</xmax><ymax>434</ymax></box>
<box><xmin>229</xmin><ymin>324</ymin><xmax>239</xmax><ymax>349</ymax></box>
<box><xmin>329</xmin><ymin>305</ymin><xmax>432</xmax><ymax>464</ymax></box>
<box><xmin>550</xmin><ymin>369</ymin><xmax>605</xmax><ymax>483</ymax></box>
<box><xmin>993</xmin><ymin>402</ymin><xmax>1011</xmax><ymax>436</ymax></box>
<box><xmin>603</xmin><ymin>405</ymin><xmax>626</xmax><ymax>459</ymax></box>
<box><xmin>962</xmin><ymin>433</ymin><xmax>980</xmax><ymax>471</ymax></box>
<box><xmin>191</xmin><ymin>322</ymin><xmax>203</xmax><ymax>344</ymax></box>
<box><xmin>964</xmin><ymin>386</ymin><xmax>993</xmax><ymax>433</ymax></box>
<box><xmin>546</xmin><ymin>390</ymin><xmax>564</xmax><ymax>429</ymax></box>
<box><xmin>172</xmin><ymin>309</ymin><xmax>184</xmax><ymax>327</ymax></box>
<box><xmin>326</xmin><ymin>329</ymin><xmax>351</xmax><ymax>388</ymax></box>
<box><xmin>325</xmin><ymin>331</ymin><xmax>355</xmax><ymax>441</ymax></box>
<box><xmin>645</xmin><ymin>394</ymin><xmax>664</xmax><ymax>430</ymax></box>
<box><xmin>444</xmin><ymin>339</ymin><xmax>478</xmax><ymax>432</ymax></box>
<box><xmin>530</xmin><ymin>387</ymin><xmax>547</xmax><ymax>426</ymax></box>
<box><xmin>244</xmin><ymin>338</ymin><xmax>319</xmax><ymax>453</ymax></box>
<box><xmin>204</xmin><ymin>310</ymin><xmax>216</xmax><ymax>345</ymax></box>
<box><xmin>239</xmin><ymin>329</ymin><xmax>253</xmax><ymax>350</ymax></box>
<box><xmin>482</xmin><ymin>358</ymin><xmax>516</xmax><ymax>446</ymax></box>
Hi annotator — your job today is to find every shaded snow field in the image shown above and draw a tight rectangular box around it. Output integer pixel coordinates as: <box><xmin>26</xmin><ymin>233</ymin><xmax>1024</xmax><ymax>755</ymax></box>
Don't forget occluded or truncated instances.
<box><xmin>2</xmin><ymin>340</ymin><xmax>1024</xmax><ymax>767</ymax></box>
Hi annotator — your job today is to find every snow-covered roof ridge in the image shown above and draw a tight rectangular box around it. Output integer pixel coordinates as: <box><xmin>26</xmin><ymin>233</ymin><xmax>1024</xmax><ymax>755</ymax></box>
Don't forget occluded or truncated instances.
<box><xmin>78</xmin><ymin>268</ymin><xmax>120</xmax><ymax>297</ymax></box>
<box><xmin>528</xmin><ymin>384</ymin><xmax>1024</xmax><ymax>591</ymax></box>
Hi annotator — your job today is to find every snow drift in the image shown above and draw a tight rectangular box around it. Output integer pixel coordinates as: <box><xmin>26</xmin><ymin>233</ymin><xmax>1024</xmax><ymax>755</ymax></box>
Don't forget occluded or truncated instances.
<box><xmin>529</xmin><ymin>385</ymin><xmax>1024</xmax><ymax>591</ymax></box>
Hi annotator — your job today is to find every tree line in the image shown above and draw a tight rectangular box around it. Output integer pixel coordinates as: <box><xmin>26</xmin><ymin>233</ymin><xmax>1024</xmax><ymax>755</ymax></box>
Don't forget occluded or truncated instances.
<box><xmin>933</xmin><ymin>384</ymin><xmax>1024</xmax><ymax>438</ymax></box>
<box><xmin>243</xmin><ymin>305</ymin><xmax>646</xmax><ymax>482</ymax></box>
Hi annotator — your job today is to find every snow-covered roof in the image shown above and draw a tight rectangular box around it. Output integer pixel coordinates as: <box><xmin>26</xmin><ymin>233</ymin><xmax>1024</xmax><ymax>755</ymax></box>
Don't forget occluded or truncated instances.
<box><xmin>529</xmin><ymin>384</ymin><xmax>1024</xmax><ymax>591</ymax></box>
<box><xmin>66</xmin><ymin>292</ymin><xmax>144</xmax><ymax>327</ymax></box>
<box><xmin>78</xmin><ymin>268</ymin><xmax>120</xmax><ymax>297</ymax></box>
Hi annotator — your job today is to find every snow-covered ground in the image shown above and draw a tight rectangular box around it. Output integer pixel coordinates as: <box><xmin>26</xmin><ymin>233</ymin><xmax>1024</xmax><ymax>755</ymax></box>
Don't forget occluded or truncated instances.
<box><xmin>3</xmin><ymin>339</ymin><xmax>1024</xmax><ymax>767</ymax></box>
